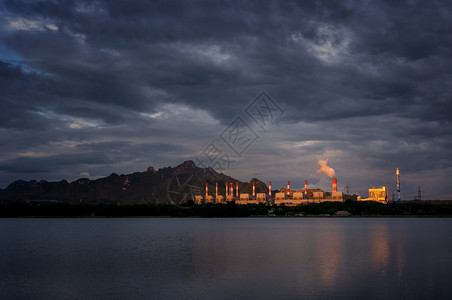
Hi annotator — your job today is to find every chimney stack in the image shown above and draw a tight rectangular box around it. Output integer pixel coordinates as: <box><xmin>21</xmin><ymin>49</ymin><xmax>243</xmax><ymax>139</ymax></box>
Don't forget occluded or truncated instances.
<box><xmin>396</xmin><ymin>168</ymin><xmax>401</xmax><ymax>203</ymax></box>
<box><xmin>205</xmin><ymin>182</ymin><xmax>208</xmax><ymax>198</ymax></box>
<box><xmin>216</xmin><ymin>182</ymin><xmax>218</xmax><ymax>196</ymax></box>
<box><xmin>230</xmin><ymin>182</ymin><xmax>233</xmax><ymax>196</ymax></box>
<box><xmin>252</xmin><ymin>181</ymin><xmax>256</xmax><ymax>197</ymax></box>
<box><xmin>332</xmin><ymin>178</ymin><xmax>337</xmax><ymax>192</ymax></box>
<box><xmin>269</xmin><ymin>181</ymin><xmax>272</xmax><ymax>197</ymax></box>
<box><xmin>304</xmin><ymin>180</ymin><xmax>308</xmax><ymax>194</ymax></box>
<box><xmin>226</xmin><ymin>182</ymin><xmax>228</xmax><ymax>196</ymax></box>
<box><xmin>236</xmin><ymin>182</ymin><xmax>239</xmax><ymax>197</ymax></box>
<box><xmin>287</xmin><ymin>180</ymin><xmax>290</xmax><ymax>195</ymax></box>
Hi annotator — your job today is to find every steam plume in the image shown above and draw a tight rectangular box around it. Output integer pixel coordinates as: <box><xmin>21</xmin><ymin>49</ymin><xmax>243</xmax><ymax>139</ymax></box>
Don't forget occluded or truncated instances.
<box><xmin>316</xmin><ymin>159</ymin><xmax>336</xmax><ymax>178</ymax></box>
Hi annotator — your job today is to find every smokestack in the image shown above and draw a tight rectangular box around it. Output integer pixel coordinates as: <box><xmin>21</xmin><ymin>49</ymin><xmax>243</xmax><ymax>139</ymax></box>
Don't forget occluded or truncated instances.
<box><xmin>269</xmin><ymin>181</ymin><xmax>272</xmax><ymax>196</ymax></box>
<box><xmin>205</xmin><ymin>182</ymin><xmax>208</xmax><ymax>198</ymax></box>
<box><xmin>236</xmin><ymin>182</ymin><xmax>239</xmax><ymax>197</ymax></box>
<box><xmin>268</xmin><ymin>181</ymin><xmax>272</xmax><ymax>205</ymax></box>
<box><xmin>287</xmin><ymin>180</ymin><xmax>290</xmax><ymax>195</ymax></box>
<box><xmin>304</xmin><ymin>180</ymin><xmax>308</xmax><ymax>194</ymax></box>
<box><xmin>216</xmin><ymin>182</ymin><xmax>218</xmax><ymax>196</ymax></box>
<box><xmin>332</xmin><ymin>178</ymin><xmax>337</xmax><ymax>192</ymax></box>
<box><xmin>226</xmin><ymin>182</ymin><xmax>228</xmax><ymax>196</ymax></box>
<box><xmin>396</xmin><ymin>168</ymin><xmax>401</xmax><ymax>203</ymax></box>
<box><xmin>253</xmin><ymin>181</ymin><xmax>255</xmax><ymax>197</ymax></box>
<box><xmin>230</xmin><ymin>183</ymin><xmax>233</xmax><ymax>196</ymax></box>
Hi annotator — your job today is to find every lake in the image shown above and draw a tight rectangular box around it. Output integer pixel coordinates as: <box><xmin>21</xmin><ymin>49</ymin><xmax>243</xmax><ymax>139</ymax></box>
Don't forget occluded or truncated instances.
<box><xmin>1</xmin><ymin>218</ymin><xmax>451</xmax><ymax>299</ymax></box>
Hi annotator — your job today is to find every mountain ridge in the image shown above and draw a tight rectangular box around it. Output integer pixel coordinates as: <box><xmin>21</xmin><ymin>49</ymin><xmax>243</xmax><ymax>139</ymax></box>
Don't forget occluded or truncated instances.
<box><xmin>0</xmin><ymin>160</ymin><xmax>268</xmax><ymax>205</ymax></box>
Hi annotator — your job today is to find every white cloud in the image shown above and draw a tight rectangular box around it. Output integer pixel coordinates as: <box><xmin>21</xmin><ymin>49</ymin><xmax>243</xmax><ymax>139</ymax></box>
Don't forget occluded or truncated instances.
<box><xmin>69</xmin><ymin>119</ymin><xmax>100</xmax><ymax>129</ymax></box>
<box><xmin>9</xmin><ymin>17</ymin><xmax>58</xmax><ymax>31</ymax></box>
<box><xmin>75</xmin><ymin>2</ymin><xmax>106</xmax><ymax>14</ymax></box>
<box><xmin>33</xmin><ymin>109</ymin><xmax>103</xmax><ymax>129</ymax></box>
<box><xmin>18</xmin><ymin>151</ymin><xmax>53</xmax><ymax>158</ymax></box>
<box><xmin>172</xmin><ymin>42</ymin><xmax>233</xmax><ymax>65</ymax></box>
<box><xmin>142</xmin><ymin>103</ymin><xmax>220</xmax><ymax>126</ymax></box>
<box><xmin>289</xmin><ymin>23</ymin><xmax>352</xmax><ymax>63</ymax></box>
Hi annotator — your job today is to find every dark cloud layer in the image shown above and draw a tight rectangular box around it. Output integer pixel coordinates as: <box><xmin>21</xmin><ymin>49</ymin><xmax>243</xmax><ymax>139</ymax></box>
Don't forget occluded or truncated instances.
<box><xmin>1</xmin><ymin>0</ymin><xmax>452</xmax><ymax>199</ymax></box>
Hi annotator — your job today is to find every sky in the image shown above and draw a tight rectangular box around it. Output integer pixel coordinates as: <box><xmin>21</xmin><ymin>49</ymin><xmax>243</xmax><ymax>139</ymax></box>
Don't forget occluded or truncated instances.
<box><xmin>1</xmin><ymin>0</ymin><xmax>452</xmax><ymax>200</ymax></box>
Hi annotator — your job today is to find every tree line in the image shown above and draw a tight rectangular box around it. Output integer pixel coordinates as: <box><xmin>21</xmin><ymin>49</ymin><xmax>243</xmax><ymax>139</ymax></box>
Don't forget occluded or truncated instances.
<box><xmin>1</xmin><ymin>200</ymin><xmax>452</xmax><ymax>217</ymax></box>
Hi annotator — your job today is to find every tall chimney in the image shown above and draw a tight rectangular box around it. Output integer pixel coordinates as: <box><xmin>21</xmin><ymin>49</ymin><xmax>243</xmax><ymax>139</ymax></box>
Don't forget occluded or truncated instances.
<box><xmin>332</xmin><ymin>178</ymin><xmax>337</xmax><ymax>192</ymax></box>
<box><xmin>304</xmin><ymin>180</ymin><xmax>308</xmax><ymax>194</ymax></box>
<box><xmin>396</xmin><ymin>168</ymin><xmax>401</xmax><ymax>203</ymax></box>
<box><xmin>216</xmin><ymin>182</ymin><xmax>218</xmax><ymax>196</ymax></box>
<box><xmin>287</xmin><ymin>180</ymin><xmax>290</xmax><ymax>196</ymax></box>
<box><xmin>268</xmin><ymin>181</ymin><xmax>272</xmax><ymax>205</ymax></box>
<box><xmin>236</xmin><ymin>182</ymin><xmax>239</xmax><ymax>197</ymax></box>
<box><xmin>226</xmin><ymin>182</ymin><xmax>228</xmax><ymax>196</ymax></box>
<box><xmin>205</xmin><ymin>182</ymin><xmax>208</xmax><ymax>198</ymax></box>
<box><xmin>230</xmin><ymin>183</ymin><xmax>233</xmax><ymax>196</ymax></box>
<box><xmin>269</xmin><ymin>181</ymin><xmax>272</xmax><ymax>196</ymax></box>
<box><xmin>252</xmin><ymin>181</ymin><xmax>256</xmax><ymax>197</ymax></box>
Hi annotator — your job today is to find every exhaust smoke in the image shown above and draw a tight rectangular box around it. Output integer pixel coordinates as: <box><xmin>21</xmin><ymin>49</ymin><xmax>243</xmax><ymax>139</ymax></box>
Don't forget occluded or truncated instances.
<box><xmin>316</xmin><ymin>159</ymin><xmax>336</xmax><ymax>178</ymax></box>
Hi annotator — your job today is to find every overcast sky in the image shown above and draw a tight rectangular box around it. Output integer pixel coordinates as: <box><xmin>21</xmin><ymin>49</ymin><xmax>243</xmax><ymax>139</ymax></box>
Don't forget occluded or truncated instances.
<box><xmin>1</xmin><ymin>0</ymin><xmax>452</xmax><ymax>199</ymax></box>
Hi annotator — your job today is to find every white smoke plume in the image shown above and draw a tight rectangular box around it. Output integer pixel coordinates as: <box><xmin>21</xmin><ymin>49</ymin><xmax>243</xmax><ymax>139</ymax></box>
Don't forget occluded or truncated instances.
<box><xmin>316</xmin><ymin>159</ymin><xmax>336</xmax><ymax>178</ymax></box>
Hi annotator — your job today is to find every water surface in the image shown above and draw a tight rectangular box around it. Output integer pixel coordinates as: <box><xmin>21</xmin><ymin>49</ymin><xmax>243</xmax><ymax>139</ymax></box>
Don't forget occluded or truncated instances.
<box><xmin>1</xmin><ymin>218</ymin><xmax>451</xmax><ymax>299</ymax></box>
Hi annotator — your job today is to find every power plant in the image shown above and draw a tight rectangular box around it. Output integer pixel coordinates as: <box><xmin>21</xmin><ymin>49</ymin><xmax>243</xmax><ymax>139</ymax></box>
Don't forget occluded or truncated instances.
<box><xmin>194</xmin><ymin>167</ymin><xmax>400</xmax><ymax>206</ymax></box>
<box><xmin>195</xmin><ymin>177</ymin><xmax>345</xmax><ymax>206</ymax></box>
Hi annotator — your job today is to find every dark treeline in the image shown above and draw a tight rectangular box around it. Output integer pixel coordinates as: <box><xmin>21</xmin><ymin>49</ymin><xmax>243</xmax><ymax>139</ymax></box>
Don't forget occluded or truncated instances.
<box><xmin>1</xmin><ymin>200</ymin><xmax>452</xmax><ymax>217</ymax></box>
<box><xmin>0</xmin><ymin>201</ymin><xmax>266</xmax><ymax>218</ymax></box>
<box><xmin>275</xmin><ymin>200</ymin><xmax>452</xmax><ymax>216</ymax></box>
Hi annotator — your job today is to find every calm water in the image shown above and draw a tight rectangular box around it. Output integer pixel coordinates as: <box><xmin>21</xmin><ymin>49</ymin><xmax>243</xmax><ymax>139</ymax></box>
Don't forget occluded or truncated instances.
<box><xmin>1</xmin><ymin>218</ymin><xmax>452</xmax><ymax>299</ymax></box>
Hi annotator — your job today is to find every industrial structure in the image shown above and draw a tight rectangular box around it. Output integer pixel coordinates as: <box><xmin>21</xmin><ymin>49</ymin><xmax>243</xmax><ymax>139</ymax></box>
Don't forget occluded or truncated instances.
<box><xmin>194</xmin><ymin>178</ymin><xmax>346</xmax><ymax>206</ymax></box>
<box><xmin>192</xmin><ymin>168</ymin><xmax>400</xmax><ymax>205</ymax></box>
<box><xmin>396</xmin><ymin>167</ymin><xmax>401</xmax><ymax>203</ymax></box>
<box><xmin>357</xmin><ymin>186</ymin><xmax>387</xmax><ymax>203</ymax></box>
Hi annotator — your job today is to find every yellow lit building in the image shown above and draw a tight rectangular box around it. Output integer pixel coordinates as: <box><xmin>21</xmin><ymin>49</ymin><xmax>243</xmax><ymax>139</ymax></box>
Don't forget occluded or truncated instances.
<box><xmin>359</xmin><ymin>186</ymin><xmax>387</xmax><ymax>203</ymax></box>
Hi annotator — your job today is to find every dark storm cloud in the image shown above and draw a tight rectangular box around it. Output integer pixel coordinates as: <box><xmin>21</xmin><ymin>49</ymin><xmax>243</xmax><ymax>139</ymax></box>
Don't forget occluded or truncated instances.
<box><xmin>1</xmin><ymin>0</ymin><xmax>452</xmax><ymax>198</ymax></box>
<box><xmin>0</xmin><ymin>152</ymin><xmax>114</xmax><ymax>173</ymax></box>
<box><xmin>3</xmin><ymin>0</ymin><xmax>450</xmax><ymax>122</ymax></box>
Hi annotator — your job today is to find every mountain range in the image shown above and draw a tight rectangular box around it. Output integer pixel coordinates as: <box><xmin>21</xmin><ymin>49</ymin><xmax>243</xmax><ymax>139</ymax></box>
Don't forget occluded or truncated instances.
<box><xmin>0</xmin><ymin>161</ymin><xmax>269</xmax><ymax>205</ymax></box>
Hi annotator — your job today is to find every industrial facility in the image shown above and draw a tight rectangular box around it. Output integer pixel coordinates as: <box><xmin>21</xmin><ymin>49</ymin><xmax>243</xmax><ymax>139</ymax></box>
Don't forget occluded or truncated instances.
<box><xmin>195</xmin><ymin>178</ymin><xmax>343</xmax><ymax>206</ymax></box>
<box><xmin>357</xmin><ymin>186</ymin><xmax>387</xmax><ymax>204</ymax></box>
<box><xmin>193</xmin><ymin>168</ymin><xmax>401</xmax><ymax>206</ymax></box>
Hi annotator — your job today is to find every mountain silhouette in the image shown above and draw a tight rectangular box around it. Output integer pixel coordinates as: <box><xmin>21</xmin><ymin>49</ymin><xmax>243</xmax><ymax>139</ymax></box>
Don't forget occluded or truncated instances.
<box><xmin>0</xmin><ymin>161</ymin><xmax>268</xmax><ymax>205</ymax></box>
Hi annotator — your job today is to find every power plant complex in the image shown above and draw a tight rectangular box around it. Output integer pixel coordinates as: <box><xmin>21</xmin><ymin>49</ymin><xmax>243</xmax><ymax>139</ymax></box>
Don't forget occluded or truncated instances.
<box><xmin>193</xmin><ymin>168</ymin><xmax>400</xmax><ymax>206</ymax></box>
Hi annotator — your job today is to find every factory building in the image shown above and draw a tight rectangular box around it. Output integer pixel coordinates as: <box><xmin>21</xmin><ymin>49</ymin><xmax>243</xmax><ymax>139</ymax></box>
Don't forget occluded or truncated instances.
<box><xmin>358</xmin><ymin>186</ymin><xmax>387</xmax><ymax>203</ymax></box>
<box><xmin>293</xmin><ymin>192</ymin><xmax>304</xmax><ymax>200</ymax></box>
<box><xmin>331</xmin><ymin>178</ymin><xmax>344</xmax><ymax>201</ymax></box>
<box><xmin>256</xmin><ymin>193</ymin><xmax>267</xmax><ymax>203</ymax></box>
<box><xmin>332</xmin><ymin>191</ymin><xmax>344</xmax><ymax>200</ymax></box>
<box><xmin>199</xmin><ymin>178</ymin><xmax>344</xmax><ymax>206</ymax></box>
<box><xmin>193</xmin><ymin>174</ymin><xmax>399</xmax><ymax>206</ymax></box>
<box><xmin>273</xmin><ymin>178</ymin><xmax>343</xmax><ymax>206</ymax></box>
<box><xmin>313</xmin><ymin>191</ymin><xmax>325</xmax><ymax>200</ymax></box>
<box><xmin>235</xmin><ymin>192</ymin><xmax>267</xmax><ymax>205</ymax></box>
<box><xmin>194</xmin><ymin>195</ymin><xmax>203</xmax><ymax>204</ymax></box>
<box><xmin>216</xmin><ymin>195</ymin><xmax>224</xmax><ymax>203</ymax></box>
<box><xmin>236</xmin><ymin>193</ymin><xmax>250</xmax><ymax>205</ymax></box>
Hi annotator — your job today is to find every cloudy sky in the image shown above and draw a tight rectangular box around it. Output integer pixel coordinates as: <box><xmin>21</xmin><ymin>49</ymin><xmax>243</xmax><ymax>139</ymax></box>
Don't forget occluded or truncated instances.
<box><xmin>1</xmin><ymin>0</ymin><xmax>452</xmax><ymax>199</ymax></box>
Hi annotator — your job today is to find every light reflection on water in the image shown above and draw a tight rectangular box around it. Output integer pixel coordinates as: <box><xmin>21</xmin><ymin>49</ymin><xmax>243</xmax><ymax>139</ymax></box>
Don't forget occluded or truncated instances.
<box><xmin>1</xmin><ymin>218</ymin><xmax>452</xmax><ymax>299</ymax></box>
<box><xmin>371</xmin><ymin>221</ymin><xmax>390</xmax><ymax>274</ymax></box>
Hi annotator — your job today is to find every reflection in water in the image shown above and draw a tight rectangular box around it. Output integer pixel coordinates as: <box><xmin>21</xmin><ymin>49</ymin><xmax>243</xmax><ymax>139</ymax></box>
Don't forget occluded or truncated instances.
<box><xmin>318</xmin><ymin>225</ymin><xmax>342</xmax><ymax>286</ymax></box>
<box><xmin>1</xmin><ymin>218</ymin><xmax>452</xmax><ymax>299</ymax></box>
<box><xmin>369</xmin><ymin>221</ymin><xmax>406</xmax><ymax>284</ymax></box>
<box><xmin>371</xmin><ymin>222</ymin><xmax>390</xmax><ymax>274</ymax></box>
<box><xmin>394</xmin><ymin>228</ymin><xmax>405</xmax><ymax>283</ymax></box>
